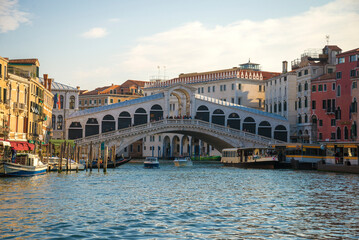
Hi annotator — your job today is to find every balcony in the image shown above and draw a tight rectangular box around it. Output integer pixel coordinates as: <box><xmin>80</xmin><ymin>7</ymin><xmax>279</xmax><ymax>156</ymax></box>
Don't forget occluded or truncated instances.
<box><xmin>4</xmin><ymin>99</ymin><xmax>10</xmax><ymax>109</ymax></box>
<box><xmin>13</xmin><ymin>102</ymin><xmax>27</xmax><ymax>112</ymax></box>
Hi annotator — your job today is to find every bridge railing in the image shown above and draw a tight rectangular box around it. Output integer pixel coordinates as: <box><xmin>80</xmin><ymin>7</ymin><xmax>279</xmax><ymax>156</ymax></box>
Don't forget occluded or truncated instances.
<box><xmin>76</xmin><ymin>119</ymin><xmax>285</xmax><ymax>145</ymax></box>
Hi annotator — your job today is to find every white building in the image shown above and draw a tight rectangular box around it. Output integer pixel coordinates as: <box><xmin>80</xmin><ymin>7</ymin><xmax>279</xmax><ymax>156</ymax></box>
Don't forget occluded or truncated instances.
<box><xmin>49</xmin><ymin>81</ymin><xmax>81</xmax><ymax>139</ymax></box>
<box><xmin>265</xmin><ymin>61</ymin><xmax>297</xmax><ymax>141</ymax></box>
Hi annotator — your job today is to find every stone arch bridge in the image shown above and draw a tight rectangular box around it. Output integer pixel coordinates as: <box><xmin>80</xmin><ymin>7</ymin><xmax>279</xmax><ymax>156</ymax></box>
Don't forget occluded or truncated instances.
<box><xmin>66</xmin><ymin>84</ymin><xmax>289</xmax><ymax>154</ymax></box>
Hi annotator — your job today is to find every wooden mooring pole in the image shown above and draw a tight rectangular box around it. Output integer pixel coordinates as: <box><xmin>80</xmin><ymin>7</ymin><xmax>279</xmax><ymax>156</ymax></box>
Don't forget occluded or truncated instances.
<box><xmin>89</xmin><ymin>142</ymin><xmax>93</xmax><ymax>172</ymax></box>
<box><xmin>104</xmin><ymin>146</ymin><xmax>108</xmax><ymax>173</ymax></box>
<box><xmin>97</xmin><ymin>145</ymin><xmax>101</xmax><ymax>172</ymax></box>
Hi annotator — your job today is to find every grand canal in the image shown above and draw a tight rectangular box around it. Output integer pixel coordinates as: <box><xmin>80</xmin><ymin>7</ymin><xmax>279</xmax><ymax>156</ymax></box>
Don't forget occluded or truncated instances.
<box><xmin>0</xmin><ymin>163</ymin><xmax>358</xmax><ymax>239</ymax></box>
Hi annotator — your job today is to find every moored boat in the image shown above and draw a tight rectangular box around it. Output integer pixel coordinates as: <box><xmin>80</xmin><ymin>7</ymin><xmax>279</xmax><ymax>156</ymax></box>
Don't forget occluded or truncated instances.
<box><xmin>47</xmin><ymin>157</ymin><xmax>85</xmax><ymax>171</ymax></box>
<box><xmin>221</xmin><ymin>147</ymin><xmax>290</xmax><ymax>169</ymax></box>
<box><xmin>90</xmin><ymin>157</ymin><xmax>131</xmax><ymax>169</ymax></box>
<box><xmin>144</xmin><ymin>157</ymin><xmax>159</xmax><ymax>168</ymax></box>
<box><xmin>1</xmin><ymin>153</ymin><xmax>48</xmax><ymax>177</ymax></box>
<box><xmin>174</xmin><ymin>157</ymin><xmax>193</xmax><ymax>167</ymax></box>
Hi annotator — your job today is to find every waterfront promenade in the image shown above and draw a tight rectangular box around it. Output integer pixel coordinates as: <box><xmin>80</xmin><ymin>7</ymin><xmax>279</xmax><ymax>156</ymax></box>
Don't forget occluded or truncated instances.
<box><xmin>0</xmin><ymin>163</ymin><xmax>358</xmax><ymax>239</ymax></box>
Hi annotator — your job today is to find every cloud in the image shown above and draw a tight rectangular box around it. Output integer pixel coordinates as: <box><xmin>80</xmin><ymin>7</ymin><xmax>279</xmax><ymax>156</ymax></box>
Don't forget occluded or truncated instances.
<box><xmin>81</xmin><ymin>27</ymin><xmax>108</xmax><ymax>39</ymax></box>
<box><xmin>0</xmin><ymin>0</ymin><xmax>30</xmax><ymax>33</ymax></box>
<box><xmin>108</xmin><ymin>18</ymin><xmax>120</xmax><ymax>23</ymax></box>
<box><xmin>121</xmin><ymin>0</ymin><xmax>359</xmax><ymax>76</ymax></box>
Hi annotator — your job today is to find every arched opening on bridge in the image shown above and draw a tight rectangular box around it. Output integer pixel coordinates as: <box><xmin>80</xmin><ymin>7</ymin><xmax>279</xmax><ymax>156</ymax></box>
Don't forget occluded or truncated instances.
<box><xmin>227</xmin><ymin>113</ymin><xmax>240</xmax><ymax>130</ymax></box>
<box><xmin>181</xmin><ymin>135</ymin><xmax>190</xmax><ymax>156</ymax></box>
<box><xmin>196</xmin><ymin>105</ymin><xmax>209</xmax><ymax>122</ymax></box>
<box><xmin>134</xmin><ymin>108</ymin><xmax>148</xmax><ymax>126</ymax></box>
<box><xmin>172</xmin><ymin>135</ymin><xmax>181</xmax><ymax>157</ymax></box>
<box><xmin>212</xmin><ymin>109</ymin><xmax>225</xmax><ymax>125</ymax></box>
<box><xmin>102</xmin><ymin>114</ymin><xmax>115</xmax><ymax>133</ymax></box>
<box><xmin>163</xmin><ymin>136</ymin><xmax>171</xmax><ymax>158</ymax></box>
<box><xmin>118</xmin><ymin>111</ymin><xmax>131</xmax><ymax>129</ymax></box>
<box><xmin>68</xmin><ymin>122</ymin><xmax>82</xmax><ymax>139</ymax></box>
<box><xmin>258</xmin><ymin>121</ymin><xmax>272</xmax><ymax>138</ymax></box>
<box><xmin>85</xmin><ymin>118</ymin><xmax>99</xmax><ymax>137</ymax></box>
<box><xmin>170</xmin><ymin>88</ymin><xmax>191</xmax><ymax>116</ymax></box>
<box><xmin>274</xmin><ymin>125</ymin><xmax>288</xmax><ymax>142</ymax></box>
<box><xmin>242</xmin><ymin>117</ymin><xmax>256</xmax><ymax>134</ymax></box>
<box><xmin>150</xmin><ymin>104</ymin><xmax>163</xmax><ymax>121</ymax></box>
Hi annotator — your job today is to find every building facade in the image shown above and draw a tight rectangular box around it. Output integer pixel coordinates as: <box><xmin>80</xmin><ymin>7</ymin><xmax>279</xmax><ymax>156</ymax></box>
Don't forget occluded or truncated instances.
<box><xmin>0</xmin><ymin>57</ymin><xmax>9</xmax><ymax>140</ymax></box>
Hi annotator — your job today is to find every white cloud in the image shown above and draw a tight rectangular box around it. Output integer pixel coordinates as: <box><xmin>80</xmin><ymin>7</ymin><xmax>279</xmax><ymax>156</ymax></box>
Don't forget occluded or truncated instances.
<box><xmin>108</xmin><ymin>18</ymin><xmax>120</xmax><ymax>22</ymax></box>
<box><xmin>0</xmin><ymin>0</ymin><xmax>30</xmax><ymax>33</ymax></box>
<box><xmin>121</xmin><ymin>0</ymin><xmax>359</xmax><ymax>76</ymax></box>
<box><xmin>81</xmin><ymin>27</ymin><xmax>108</xmax><ymax>39</ymax></box>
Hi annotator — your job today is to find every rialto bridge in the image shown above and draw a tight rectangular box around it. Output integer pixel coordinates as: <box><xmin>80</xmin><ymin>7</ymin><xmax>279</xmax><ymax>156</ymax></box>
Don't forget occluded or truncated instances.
<box><xmin>66</xmin><ymin>84</ymin><xmax>289</xmax><ymax>154</ymax></box>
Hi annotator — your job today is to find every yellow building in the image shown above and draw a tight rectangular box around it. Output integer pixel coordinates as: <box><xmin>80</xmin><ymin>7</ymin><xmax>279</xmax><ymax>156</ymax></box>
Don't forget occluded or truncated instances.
<box><xmin>7</xmin><ymin>59</ymin><xmax>53</xmax><ymax>147</ymax></box>
<box><xmin>0</xmin><ymin>57</ymin><xmax>9</xmax><ymax>140</ymax></box>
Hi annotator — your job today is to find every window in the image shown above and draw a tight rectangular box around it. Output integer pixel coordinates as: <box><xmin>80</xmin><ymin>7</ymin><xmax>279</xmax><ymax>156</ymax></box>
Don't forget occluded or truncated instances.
<box><xmin>198</xmin><ymin>88</ymin><xmax>200</xmax><ymax>93</ymax></box>
<box><xmin>284</xmin><ymin>76</ymin><xmax>287</xmax><ymax>81</ymax></box>
<box><xmin>60</xmin><ymin>95</ymin><xmax>64</xmax><ymax>109</ymax></box>
<box><xmin>231</xmin><ymin>98</ymin><xmax>234</xmax><ymax>103</ymax></box>
<box><xmin>212</xmin><ymin>86</ymin><xmax>215</xmax><ymax>92</ymax></box>
<box><xmin>319</xmin><ymin>133</ymin><xmax>322</xmax><ymax>140</ymax></box>
<box><xmin>105</xmin><ymin>99</ymin><xmax>108</xmax><ymax>104</ymax></box>
<box><xmin>208</xmin><ymin>86</ymin><xmax>210</xmax><ymax>93</ymax></box>
<box><xmin>304</xmin><ymin>69</ymin><xmax>308</xmax><ymax>75</ymax></box>
<box><xmin>69</xmin><ymin>96</ymin><xmax>75</xmax><ymax>109</ymax></box>
<box><xmin>238</xmin><ymin>97</ymin><xmax>241</xmax><ymax>105</ymax></box>
<box><xmin>353</xmin><ymin>81</ymin><xmax>357</xmax><ymax>89</ymax></box>
<box><xmin>336</xmin><ymin>72</ymin><xmax>342</xmax><ymax>79</ymax></box>
<box><xmin>110</xmin><ymin>99</ymin><xmax>113</xmax><ymax>103</ymax></box>
<box><xmin>337</xmin><ymin>85</ymin><xmax>341</xmax><ymax>97</ymax></box>
<box><xmin>350</xmin><ymin>55</ymin><xmax>357</xmax><ymax>62</ymax></box>
<box><xmin>328</xmin><ymin>68</ymin><xmax>333</xmax><ymax>74</ymax></box>
<box><xmin>201</xmin><ymin>87</ymin><xmax>204</xmax><ymax>93</ymax></box>
<box><xmin>298</xmin><ymin>115</ymin><xmax>302</xmax><ymax>123</ymax></box>
<box><xmin>312</xmin><ymin>85</ymin><xmax>316</xmax><ymax>92</ymax></box>
<box><xmin>304</xmin><ymin>82</ymin><xmax>308</xmax><ymax>90</ymax></box>
<box><xmin>57</xmin><ymin>115</ymin><xmax>63</xmax><ymax>130</ymax></box>
<box><xmin>338</xmin><ymin>57</ymin><xmax>345</xmax><ymax>64</ymax></box>
<box><xmin>278</xmin><ymin>102</ymin><xmax>282</xmax><ymax>112</ymax></box>
<box><xmin>351</xmin><ymin>70</ymin><xmax>356</xmax><ymax>77</ymax></box>
<box><xmin>298</xmin><ymin>84</ymin><xmax>301</xmax><ymax>92</ymax></box>
<box><xmin>89</xmin><ymin>100</ymin><xmax>92</xmax><ymax>104</ymax></box>
<box><xmin>295</xmin><ymin>101</ymin><xmax>297</xmax><ymax>110</ymax></box>
<box><xmin>283</xmin><ymin>101</ymin><xmax>287</xmax><ymax>111</ymax></box>
<box><xmin>232</xmin><ymin>83</ymin><xmax>234</xmax><ymax>90</ymax></box>
<box><xmin>298</xmin><ymin>98</ymin><xmax>301</xmax><ymax>108</ymax></box>
<box><xmin>259</xmin><ymin>85</ymin><xmax>262</xmax><ymax>92</ymax></box>
<box><xmin>322</xmin><ymin>100</ymin><xmax>327</xmax><ymax>109</ymax></box>
<box><xmin>118</xmin><ymin>99</ymin><xmax>121</xmax><ymax>103</ymax></box>
<box><xmin>331</xmin><ymin>119</ymin><xmax>336</xmax><ymax>126</ymax></box>
<box><xmin>85</xmin><ymin>100</ymin><xmax>87</xmax><ymax>105</ymax></box>
<box><xmin>94</xmin><ymin>100</ymin><xmax>97</xmax><ymax>104</ymax></box>
<box><xmin>238</xmin><ymin>84</ymin><xmax>241</xmax><ymax>90</ymax></box>
<box><xmin>298</xmin><ymin>71</ymin><xmax>302</xmax><ymax>77</ymax></box>
<box><xmin>332</xmin><ymin>83</ymin><xmax>336</xmax><ymax>90</ymax></box>
<box><xmin>114</xmin><ymin>90</ymin><xmax>116</xmax><ymax>94</ymax></box>
<box><xmin>223</xmin><ymin>85</ymin><xmax>226</xmax><ymax>91</ymax></box>
<box><xmin>274</xmin><ymin>103</ymin><xmax>277</xmax><ymax>113</ymax></box>
<box><xmin>159</xmin><ymin>135</ymin><xmax>161</xmax><ymax>142</ymax></box>
<box><xmin>110</xmin><ymin>90</ymin><xmax>113</xmax><ymax>94</ymax></box>
<box><xmin>324</xmin><ymin>84</ymin><xmax>327</xmax><ymax>92</ymax></box>
<box><xmin>52</xmin><ymin>114</ymin><xmax>56</xmax><ymax>129</ymax></box>
<box><xmin>79</xmin><ymin>100</ymin><xmax>82</xmax><ymax>105</ymax></box>
<box><xmin>331</xmin><ymin>133</ymin><xmax>336</xmax><ymax>140</ymax></box>
<box><xmin>319</xmin><ymin>119</ymin><xmax>323</xmax><ymax>126</ymax></box>
<box><xmin>305</xmin><ymin>114</ymin><xmax>308</xmax><ymax>123</ymax></box>
<box><xmin>318</xmin><ymin>85</ymin><xmax>323</xmax><ymax>91</ymax></box>
<box><xmin>99</xmin><ymin>99</ymin><xmax>101</xmax><ymax>104</ymax></box>
<box><xmin>312</xmin><ymin>100</ymin><xmax>316</xmax><ymax>110</ymax></box>
<box><xmin>258</xmin><ymin>99</ymin><xmax>262</xmax><ymax>108</ymax></box>
<box><xmin>304</xmin><ymin>97</ymin><xmax>308</xmax><ymax>108</ymax></box>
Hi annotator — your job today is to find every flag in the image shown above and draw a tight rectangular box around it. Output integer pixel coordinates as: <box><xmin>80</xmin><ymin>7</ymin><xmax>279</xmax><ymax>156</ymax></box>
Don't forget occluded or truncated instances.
<box><xmin>53</xmin><ymin>93</ymin><xmax>58</xmax><ymax>107</ymax></box>
<box><xmin>58</xmin><ymin>94</ymin><xmax>61</xmax><ymax>109</ymax></box>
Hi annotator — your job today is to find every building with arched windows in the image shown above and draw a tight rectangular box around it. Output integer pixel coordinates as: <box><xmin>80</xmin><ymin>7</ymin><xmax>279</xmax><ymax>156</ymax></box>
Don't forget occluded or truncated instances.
<box><xmin>48</xmin><ymin>79</ymin><xmax>81</xmax><ymax>139</ymax></box>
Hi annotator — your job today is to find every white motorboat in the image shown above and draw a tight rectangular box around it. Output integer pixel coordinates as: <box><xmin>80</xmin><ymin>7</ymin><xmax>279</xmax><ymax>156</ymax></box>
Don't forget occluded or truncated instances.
<box><xmin>47</xmin><ymin>157</ymin><xmax>85</xmax><ymax>171</ymax></box>
<box><xmin>144</xmin><ymin>157</ymin><xmax>159</xmax><ymax>168</ymax></box>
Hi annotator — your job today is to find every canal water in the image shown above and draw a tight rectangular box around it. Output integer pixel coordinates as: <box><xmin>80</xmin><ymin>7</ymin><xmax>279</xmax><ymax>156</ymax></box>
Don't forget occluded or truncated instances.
<box><xmin>0</xmin><ymin>163</ymin><xmax>358</xmax><ymax>239</ymax></box>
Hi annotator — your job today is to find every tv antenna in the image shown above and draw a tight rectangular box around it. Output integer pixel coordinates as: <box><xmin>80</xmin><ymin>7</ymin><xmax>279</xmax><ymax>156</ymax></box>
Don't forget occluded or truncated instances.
<box><xmin>326</xmin><ymin>35</ymin><xmax>330</xmax><ymax>46</ymax></box>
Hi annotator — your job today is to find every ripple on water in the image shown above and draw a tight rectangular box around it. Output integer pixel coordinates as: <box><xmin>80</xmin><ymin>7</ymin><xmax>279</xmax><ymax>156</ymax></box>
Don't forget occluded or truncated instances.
<box><xmin>0</xmin><ymin>164</ymin><xmax>359</xmax><ymax>239</ymax></box>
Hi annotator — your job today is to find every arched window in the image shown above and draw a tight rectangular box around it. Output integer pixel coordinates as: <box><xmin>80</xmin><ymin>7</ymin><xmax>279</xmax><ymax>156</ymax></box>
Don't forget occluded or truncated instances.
<box><xmin>69</xmin><ymin>96</ymin><xmax>75</xmax><ymax>109</ymax></box>
<box><xmin>298</xmin><ymin>97</ymin><xmax>302</xmax><ymax>108</ymax></box>
<box><xmin>278</xmin><ymin>102</ymin><xmax>282</xmax><ymax>112</ymax></box>
<box><xmin>304</xmin><ymin>82</ymin><xmax>308</xmax><ymax>90</ymax></box>
<box><xmin>304</xmin><ymin>114</ymin><xmax>308</xmax><ymax>123</ymax></box>
<box><xmin>298</xmin><ymin>115</ymin><xmax>302</xmax><ymax>124</ymax></box>
<box><xmin>344</xmin><ymin>126</ymin><xmax>349</xmax><ymax>140</ymax></box>
<box><xmin>57</xmin><ymin>115</ymin><xmax>63</xmax><ymax>130</ymax></box>
<box><xmin>52</xmin><ymin>114</ymin><xmax>56</xmax><ymax>129</ymax></box>
<box><xmin>60</xmin><ymin>95</ymin><xmax>64</xmax><ymax>109</ymax></box>
<box><xmin>283</xmin><ymin>101</ymin><xmax>287</xmax><ymax>111</ymax></box>
<box><xmin>274</xmin><ymin>103</ymin><xmax>277</xmax><ymax>113</ymax></box>
<box><xmin>298</xmin><ymin>83</ymin><xmax>301</xmax><ymax>92</ymax></box>
<box><xmin>304</xmin><ymin>97</ymin><xmax>308</xmax><ymax>108</ymax></box>
<box><xmin>337</xmin><ymin>85</ymin><xmax>341</xmax><ymax>97</ymax></box>
<box><xmin>17</xmin><ymin>86</ymin><xmax>20</xmax><ymax>102</ymax></box>
<box><xmin>337</xmin><ymin>127</ymin><xmax>341</xmax><ymax>140</ymax></box>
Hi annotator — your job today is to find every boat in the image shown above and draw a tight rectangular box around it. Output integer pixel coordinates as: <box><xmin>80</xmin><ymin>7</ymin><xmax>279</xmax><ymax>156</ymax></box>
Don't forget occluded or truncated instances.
<box><xmin>144</xmin><ymin>157</ymin><xmax>159</xmax><ymax>168</ymax></box>
<box><xmin>90</xmin><ymin>157</ymin><xmax>131</xmax><ymax>169</ymax></box>
<box><xmin>221</xmin><ymin>147</ymin><xmax>290</xmax><ymax>169</ymax></box>
<box><xmin>47</xmin><ymin>157</ymin><xmax>85</xmax><ymax>171</ymax></box>
<box><xmin>0</xmin><ymin>140</ymin><xmax>11</xmax><ymax>175</ymax></box>
<box><xmin>174</xmin><ymin>156</ymin><xmax>193</xmax><ymax>167</ymax></box>
<box><xmin>1</xmin><ymin>153</ymin><xmax>48</xmax><ymax>177</ymax></box>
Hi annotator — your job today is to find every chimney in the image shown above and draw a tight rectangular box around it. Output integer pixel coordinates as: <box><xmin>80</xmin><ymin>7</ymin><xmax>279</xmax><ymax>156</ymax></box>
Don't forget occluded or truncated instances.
<box><xmin>76</xmin><ymin>86</ymin><xmax>80</xmax><ymax>90</ymax></box>
<box><xmin>43</xmin><ymin>74</ymin><xmax>48</xmax><ymax>89</ymax></box>
<box><xmin>48</xmin><ymin>78</ymin><xmax>52</xmax><ymax>91</ymax></box>
<box><xmin>282</xmin><ymin>61</ymin><xmax>288</xmax><ymax>73</ymax></box>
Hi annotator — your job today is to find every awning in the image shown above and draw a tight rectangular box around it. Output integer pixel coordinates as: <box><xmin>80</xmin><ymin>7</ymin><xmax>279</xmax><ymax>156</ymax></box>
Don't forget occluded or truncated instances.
<box><xmin>9</xmin><ymin>141</ymin><xmax>34</xmax><ymax>151</ymax></box>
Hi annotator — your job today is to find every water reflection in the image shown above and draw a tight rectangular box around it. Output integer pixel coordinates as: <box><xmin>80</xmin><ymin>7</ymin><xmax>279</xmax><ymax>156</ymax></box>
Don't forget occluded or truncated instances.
<box><xmin>0</xmin><ymin>164</ymin><xmax>358</xmax><ymax>239</ymax></box>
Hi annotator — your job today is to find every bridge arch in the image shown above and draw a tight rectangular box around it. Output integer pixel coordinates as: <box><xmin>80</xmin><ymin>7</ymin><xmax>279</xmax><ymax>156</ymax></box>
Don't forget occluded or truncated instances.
<box><xmin>134</xmin><ymin>108</ymin><xmax>147</xmax><ymax>126</ymax></box>
<box><xmin>227</xmin><ymin>113</ymin><xmax>240</xmax><ymax>130</ymax></box>
<box><xmin>212</xmin><ymin>109</ymin><xmax>225</xmax><ymax>126</ymax></box>
<box><xmin>163</xmin><ymin>135</ymin><xmax>171</xmax><ymax>158</ymax></box>
<box><xmin>102</xmin><ymin>114</ymin><xmax>115</xmax><ymax>133</ymax></box>
<box><xmin>150</xmin><ymin>104</ymin><xmax>163</xmax><ymax>121</ymax></box>
<box><xmin>169</xmin><ymin>87</ymin><xmax>192</xmax><ymax>116</ymax></box>
<box><xmin>243</xmin><ymin>117</ymin><xmax>256</xmax><ymax>134</ymax></box>
<box><xmin>118</xmin><ymin>111</ymin><xmax>131</xmax><ymax>129</ymax></box>
<box><xmin>68</xmin><ymin>122</ymin><xmax>82</xmax><ymax>140</ymax></box>
<box><xmin>196</xmin><ymin>105</ymin><xmax>210</xmax><ymax>122</ymax></box>
<box><xmin>181</xmin><ymin>135</ymin><xmax>190</xmax><ymax>156</ymax></box>
<box><xmin>274</xmin><ymin>125</ymin><xmax>287</xmax><ymax>142</ymax></box>
<box><xmin>172</xmin><ymin>135</ymin><xmax>181</xmax><ymax>157</ymax></box>
<box><xmin>85</xmin><ymin>118</ymin><xmax>99</xmax><ymax>137</ymax></box>
<box><xmin>258</xmin><ymin>121</ymin><xmax>271</xmax><ymax>138</ymax></box>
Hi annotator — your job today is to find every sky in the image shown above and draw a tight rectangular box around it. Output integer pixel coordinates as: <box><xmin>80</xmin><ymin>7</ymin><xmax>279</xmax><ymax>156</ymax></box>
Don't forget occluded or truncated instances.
<box><xmin>1</xmin><ymin>0</ymin><xmax>359</xmax><ymax>90</ymax></box>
